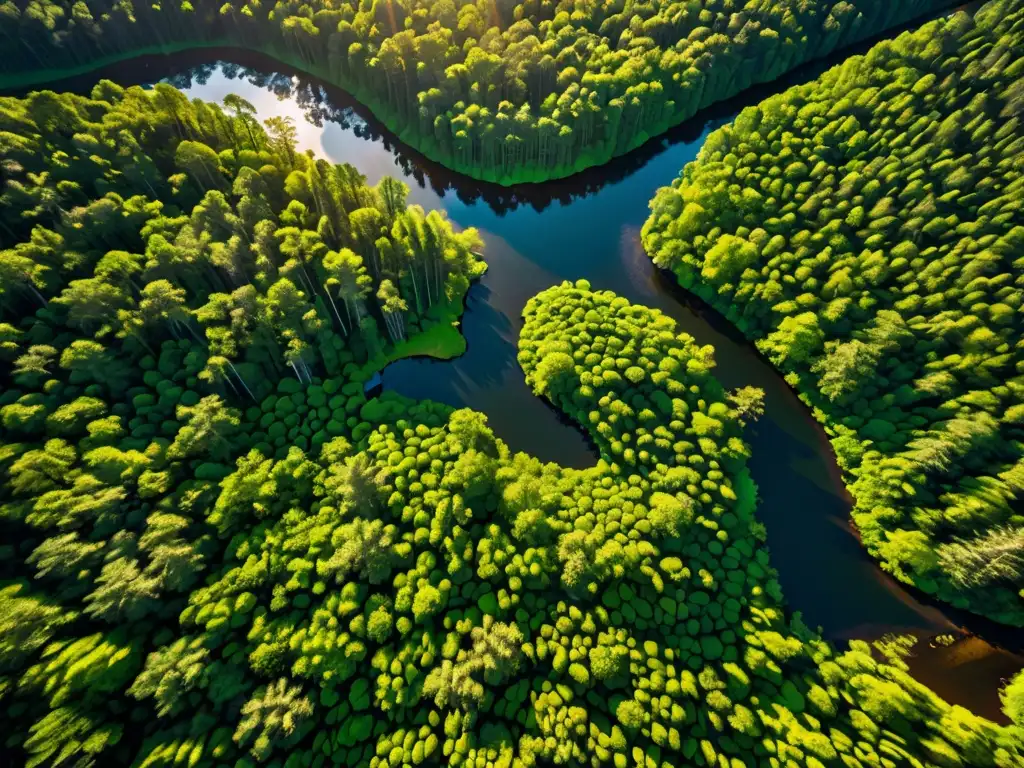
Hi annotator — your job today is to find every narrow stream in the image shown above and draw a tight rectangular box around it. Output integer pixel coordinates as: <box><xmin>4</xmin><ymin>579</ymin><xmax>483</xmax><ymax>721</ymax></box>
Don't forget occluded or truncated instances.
<box><xmin>13</xmin><ymin>38</ymin><xmax>1021</xmax><ymax>719</ymax></box>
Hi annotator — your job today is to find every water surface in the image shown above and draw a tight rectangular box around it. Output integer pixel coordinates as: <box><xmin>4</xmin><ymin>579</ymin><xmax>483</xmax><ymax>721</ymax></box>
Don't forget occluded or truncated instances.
<box><xmin>13</xmin><ymin>45</ymin><xmax>1021</xmax><ymax>719</ymax></box>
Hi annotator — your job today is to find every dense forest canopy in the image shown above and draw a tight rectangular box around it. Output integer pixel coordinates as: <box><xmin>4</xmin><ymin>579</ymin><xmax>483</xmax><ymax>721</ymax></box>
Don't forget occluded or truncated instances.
<box><xmin>4</xmin><ymin>238</ymin><xmax>1024</xmax><ymax>763</ymax></box>
<box><xmin>643</xmin><ymin>0</ymin><xmax>1024</xmax><ymax>626</ymax></box>
<box><xmin>0</xmin><ymin>0</ymin><xmax>956</xmax><ymax>183</ymax></box>
<box><xmin>0</xmin><ymin>82</ymin><xmax>486</xmax><ymax>382</ymax></box>
<box><xmin>3</xmin><ymin>0</ymin><xmax>1024</xmax><ymax>764</ymax></box>
<box><xmin>0</xmin><ymin>83</ymin><xmax>491</xmax><ymax>762</ymax></box>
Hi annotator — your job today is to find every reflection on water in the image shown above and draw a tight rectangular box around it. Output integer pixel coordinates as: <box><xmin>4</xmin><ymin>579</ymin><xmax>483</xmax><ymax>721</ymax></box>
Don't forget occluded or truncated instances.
<box><xmin>9</xmin><ymin>46</ymin><xmax>1020</xmax><ymax>720</ymax></box>
<box><xmin>181</xmin><ymin>62</ymin><xmax>1022</xmax><ymax>720</ymax></box>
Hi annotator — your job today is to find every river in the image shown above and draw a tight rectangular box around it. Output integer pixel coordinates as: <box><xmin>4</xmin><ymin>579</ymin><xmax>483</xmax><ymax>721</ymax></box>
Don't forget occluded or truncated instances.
<box><xmin>13</xmin><ymin>38</ymin><xmax>1021</xmax><ymax>719</ymax></box>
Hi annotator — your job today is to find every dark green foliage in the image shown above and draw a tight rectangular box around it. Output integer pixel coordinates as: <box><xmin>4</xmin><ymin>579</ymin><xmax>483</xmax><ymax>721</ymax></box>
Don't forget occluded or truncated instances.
<box><xmin>0</xmin><ymin>83</ymin><xmax>483</xmax><ymax>765</ymax></box>
<box><xmin>0</xmin><ymin>0</ymin><xmax>954</xmax><ymax>184</ymax></box>
<box><xmin>6</xmin><ymin>263</ymin><xmax>1023</xmax><ymax>764</ymax></box>
<box><xmin>1005</xmin><ymin>670</ymin><xmax>1024</xmax><ymax>727</ymax></box>
<box><xmin>644</xmin><ymin>0</ymin><xmax>1024</xmax><ymax>625</ymax></box>
<box><xmin>3</xmin><ymin>3</ymin><xmax>1024</xmax><ymax>763</ymax></box>
<box><xmin>0</xmin><ymin>83</ymin><xmax>484</xmax><ymax>390</ymax></box>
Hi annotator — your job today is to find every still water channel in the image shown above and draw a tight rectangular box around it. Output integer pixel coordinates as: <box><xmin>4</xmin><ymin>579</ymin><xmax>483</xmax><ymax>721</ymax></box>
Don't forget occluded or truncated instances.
<box><xmin>18</xmin><ymin>41</ymin><xmax>1022</xmax><ymax>719</ymax></box>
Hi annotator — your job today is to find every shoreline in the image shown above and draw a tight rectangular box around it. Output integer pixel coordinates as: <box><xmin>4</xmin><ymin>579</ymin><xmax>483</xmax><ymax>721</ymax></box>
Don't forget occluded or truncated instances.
<box><xmin>0</xmin><ymin>1</ymin><xmax>969</xmax><ymax>188</ymax></box>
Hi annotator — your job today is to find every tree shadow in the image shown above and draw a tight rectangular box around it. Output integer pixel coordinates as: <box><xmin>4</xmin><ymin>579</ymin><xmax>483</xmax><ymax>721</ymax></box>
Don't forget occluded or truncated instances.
<box><xmin>382</xmin><ymin>280</ymin><xmax>599</xmax><ymax>468</ymax></box>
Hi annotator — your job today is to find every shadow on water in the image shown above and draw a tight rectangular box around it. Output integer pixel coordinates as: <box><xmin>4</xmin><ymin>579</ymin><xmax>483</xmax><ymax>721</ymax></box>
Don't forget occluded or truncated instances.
<box><xmin>8</xmin><ymin>3</ymin><xmax>1018</xmax><ymax>718</ymax></box>
<box><xmin>382</xmin><ymin>229</ymin><xmax>600</xmax><ymax>469</ymax></box>
<box><xmin>651</xmin><ymin>264</ymin><xmax>1024</xmax><ymax>719</ymax></box>
<box><xmin>7</xmin><ymin>0</ymin><xmax>968</xmax><ymax>215</ymax></box>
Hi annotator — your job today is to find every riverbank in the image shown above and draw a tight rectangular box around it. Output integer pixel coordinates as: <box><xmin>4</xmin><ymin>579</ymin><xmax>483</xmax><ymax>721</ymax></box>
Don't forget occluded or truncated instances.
<box><xmin>6</xmin><ymin>27</ymin><xmax>1019</xmax><ymax>719</ymax></box>
<box><xmin>362</xmin><ymin>277</ymin><xmax>484</xmax><ymax>376</ymax></box>
<box><xmin>0</xmin><ymin>40</ymin><xmax>230</xmax><ymax>90</ymax></box>
<box><xmin>649</xmin><ymin>266</ymin><xmax>1024</xmax><ymax>723</ymax></box>
<box><xmin>639</xmin><ymin>0</ymin><xmax>1024</xmax><ymax>631</ymax></box>
<box><xmin>0</xmin><ymin>0</ymin><xmax>966</xmax><ymax>187</ymax></box>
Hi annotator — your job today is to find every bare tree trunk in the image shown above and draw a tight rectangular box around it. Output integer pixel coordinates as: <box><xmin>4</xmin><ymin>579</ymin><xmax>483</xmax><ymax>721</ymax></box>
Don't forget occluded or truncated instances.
<box><xmin>227</xmin><ymin>360</ymin><xmax>256</xmax><ymax>401</ymax></box>
<box><xmin>325</xmin><ymin>290</ymin><xmax>347</xmax><ymax>334</ymax></box>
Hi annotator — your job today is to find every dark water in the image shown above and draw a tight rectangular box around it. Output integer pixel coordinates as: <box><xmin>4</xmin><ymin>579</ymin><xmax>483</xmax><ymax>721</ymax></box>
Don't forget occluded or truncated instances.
<box><xmin>10</xmin><ymin>34</ymin><xmax>1020</xmax><ymax>719</ymax></box>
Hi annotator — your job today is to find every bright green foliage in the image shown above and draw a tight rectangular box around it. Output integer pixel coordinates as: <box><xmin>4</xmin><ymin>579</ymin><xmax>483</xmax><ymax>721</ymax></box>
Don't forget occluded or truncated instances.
<box><xmin>3</xmin><ymin>10</ymin><xmax>1024</xmax><ymax>760</ymax></box>
<box><xmin>5</xmin><ymin>271</ymin><xmax>1022</xmax><ymax>764</ymax></box>
<box><xmin>0</xmin><ymin>0</ymin><xmax>954</xmax><ymax>184</ymax></box>
<box><xmin>0</xmin><ymin>85</ymin><xmax>484</xmax><ymax>395</ymax></box>
<box><xmin>0</xmin><ymin>582</ymin><xmax>75</xmax><ymax>672</ymax></box>
<box><xmin>127</xmin><ymin>636</ymin><xmax>210</xmax><ymax>717</ymax></box>
<box><xmin>232</xmin><ymin>677</ymin><xmax>314</xmax><ymax>760</ymax></box>
<box><xmin>644</xmin><ymin>0</ymin><xmax>1024</xmax><ymax>625</ymax></box>
<box><xmin>0</xmin><ymin>83</ymin><xmax>484</xmax><ymax>765</ymax></box>
<box><xmin>1004</xmin><ymin>669</ymin><xmax>1024</xmax><ymax>726</ymax></box>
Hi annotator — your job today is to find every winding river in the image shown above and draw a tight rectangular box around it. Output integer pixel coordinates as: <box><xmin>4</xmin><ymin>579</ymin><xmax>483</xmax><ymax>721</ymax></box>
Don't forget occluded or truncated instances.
<box><xmin>14</xmin><ymin>39</ymin><xmax>1022</xmax><ymax>719</ymax></box>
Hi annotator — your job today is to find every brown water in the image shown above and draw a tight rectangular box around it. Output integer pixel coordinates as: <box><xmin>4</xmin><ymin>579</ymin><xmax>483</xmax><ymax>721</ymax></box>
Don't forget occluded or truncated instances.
<box><xmin>13</xmin><ymin>39</ymin><xmax>1020</xmax><ymax>720</ymax></box>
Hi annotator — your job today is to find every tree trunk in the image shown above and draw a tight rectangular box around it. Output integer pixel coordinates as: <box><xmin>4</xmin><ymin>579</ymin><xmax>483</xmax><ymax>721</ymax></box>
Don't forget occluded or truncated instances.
<box><xmin>326</xmin><ymin>290</ymin><xmax>346</xmax><ymax>334</ymax></box>
<box><xmin>242</xmin><ymin>118</ymin><xmax>259</xmax><ymax>150</ymax></box>
<box><xmin>409</xmin><ymin>267</ymin><xmax>422</xmax><ymax>315</ymax></box>
<box><xmin>27</xmin><ymin>283</ymin><xmax>48</xmax><ymax>307</ymax></box>
<box><xmin>342</xmin><ymin>295</ymin><xmax>355</xmax><ymax>330</ymax></box>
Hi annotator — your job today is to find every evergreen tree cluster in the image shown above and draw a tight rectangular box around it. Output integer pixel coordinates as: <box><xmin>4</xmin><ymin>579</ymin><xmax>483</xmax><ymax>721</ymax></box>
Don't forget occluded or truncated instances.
<box><xmin>0</xmin><ymin>83</ymin><xmax>485</xmax><ymax>762</ymax></box>
<box><xmin>4</xmin><ymin>0</ymin><xmax>1024</xmax><ymax>764</ymax></box>
<box><xmin>643</xmin><ymin>0</ymin><xmax>1024</xmax><ymax>625</ymax></box>
<box><xmin>5</xmin><ymin>266</ymin><xmax>1024</xmax><ymax>764</ymax></box>
<box><xmin>0</xmin><ymin>82</ymin><xmax>486</xmax><ymax>389</ymax></box>
<box><xmin>0</xmin><ymin>0</ymin><xmax>954</xmax><ymax>183</ymax></box>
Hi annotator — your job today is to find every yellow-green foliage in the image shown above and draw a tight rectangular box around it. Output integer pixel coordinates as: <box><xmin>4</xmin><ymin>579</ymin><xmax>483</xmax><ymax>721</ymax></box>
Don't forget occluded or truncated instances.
<box><xmin>3</xmin><ymin>261</ymin><xmax>1023</xmax><ymax>766</ymax></box>
<box><xmin>644</xmin><ymin>0</ymin><xmax>1024</xmax><ymax>626</ymax></box>
<box><xmin>0</xmin><ymin>0</ymin><xmax>953</xmax><ymax>183</ymax></box>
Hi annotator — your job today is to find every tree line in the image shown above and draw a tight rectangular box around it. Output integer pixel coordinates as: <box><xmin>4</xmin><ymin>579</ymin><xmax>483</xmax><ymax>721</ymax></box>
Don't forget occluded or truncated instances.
<box><xmin>3</xmin><ymin>1</ymin><xmax>1024</xmax><ymax>765</ymax></box>
<box><xmin>0</xmin><ymin>83</ymin><xmax>485</xmax><ymax>399</ymax></box>
<box><xmin>643</xmin><ymin>0</ymin><xmax>1024</xmax><ymax>626</ymax></box>
<box><xmin>0</xmin><ymin>0</ymin><xmax>955</xmax><ymax>184</ymax></box>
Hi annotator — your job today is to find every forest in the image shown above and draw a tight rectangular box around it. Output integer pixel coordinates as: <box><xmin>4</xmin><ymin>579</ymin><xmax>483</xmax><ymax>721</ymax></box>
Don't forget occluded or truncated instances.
<box><xmin>0</xmin><ymin>0</ymin><xmax>957</xmax><ymax>184</ymax></box>
<box><xmin>643</xmin><ymin>0</ymin><xmax>1024</xmax><ymax>626</ymax></box>
<box><xmin>3</xmin><ymin>0</ymin><xmax>1024</xmax><ymax>765</ymax></box>
<box><xmin>4</xmin><ymin>228</ymin><xmax>1024</xmax><ymax>762</ymax></box>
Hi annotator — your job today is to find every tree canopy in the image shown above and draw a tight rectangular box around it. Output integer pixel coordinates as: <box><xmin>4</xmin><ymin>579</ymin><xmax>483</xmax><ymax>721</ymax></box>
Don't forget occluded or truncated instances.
<box><xmin>3</xmin><ymin>0</ymin><xmax>1024</xmax><ymax>764</ymax></box>
<box><xmin>4</xmin><ymin>272</ymin><xmax>1023</xmax><ymax>765</ymax></box>
<box><xmin>0</xmin><ymin>0</ymin><xmax>954</xmax><ymax>183</ymax></box>
<box><xmin>644</xmin><ymin>0</ymin><xmax>1024</xmax><ymax>626</ymax></box>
